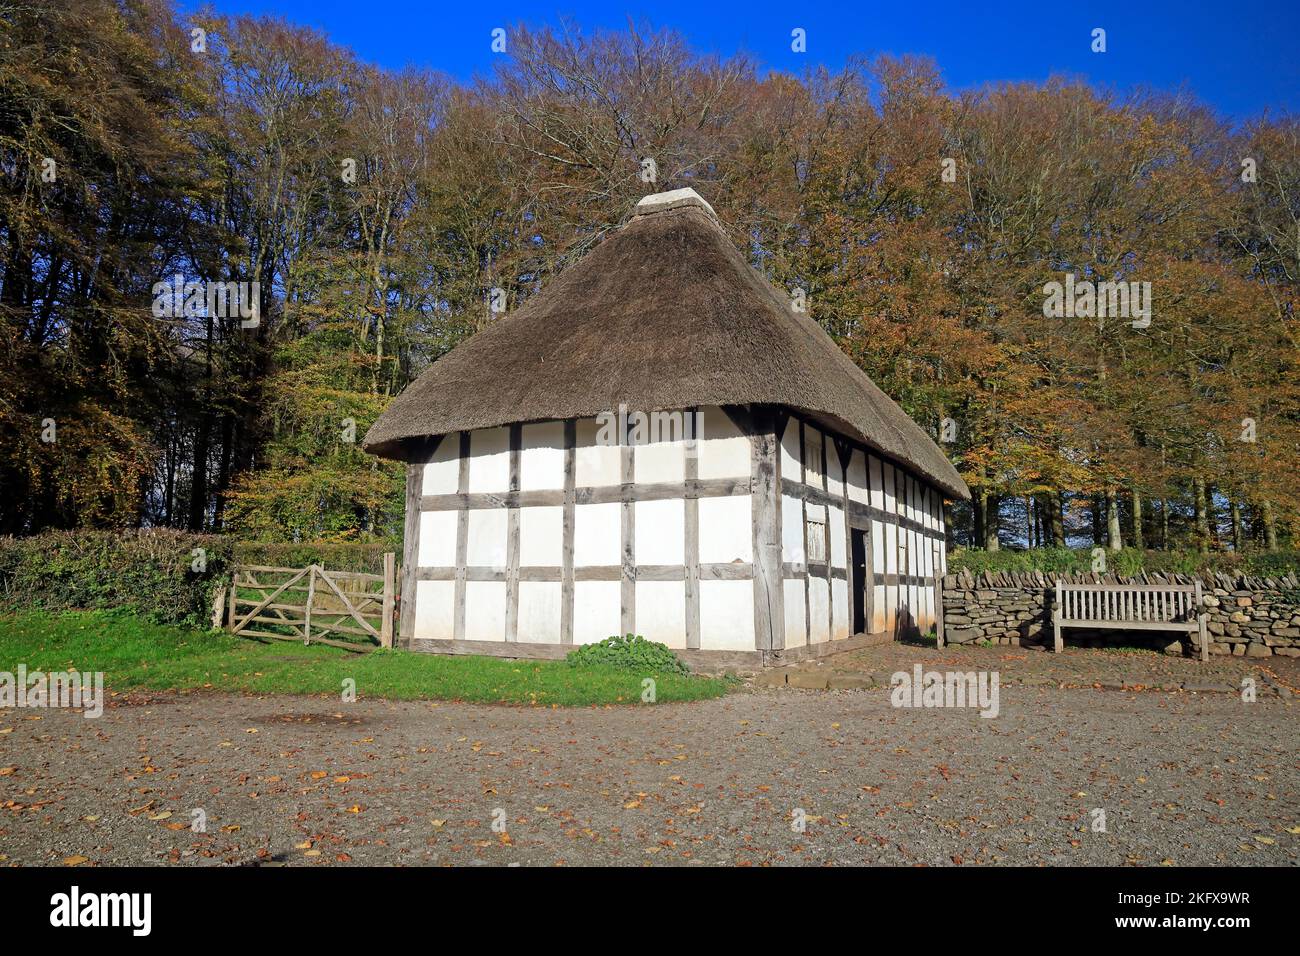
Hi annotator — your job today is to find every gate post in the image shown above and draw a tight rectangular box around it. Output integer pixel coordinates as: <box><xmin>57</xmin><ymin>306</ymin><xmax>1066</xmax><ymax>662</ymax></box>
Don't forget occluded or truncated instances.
<box><xmin>381</xmin><ymin>552</ymin><xmax>396</xmax><ymax>648</ymax></box>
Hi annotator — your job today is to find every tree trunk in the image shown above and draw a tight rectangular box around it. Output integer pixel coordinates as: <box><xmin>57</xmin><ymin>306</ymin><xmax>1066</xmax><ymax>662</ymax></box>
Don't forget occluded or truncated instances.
<box><xmin>984</xmin><ymin>494</ymin><xmax>1000</xmax><ymax>551</ymax></box>
<box><xmin>1105</xmin><ymin>487</ymin><xmax>1123</xmax><ymax>551</ymax></box>
<box><xmin>1260</xmin><ymin>499</ymin><xmax>1279</xmax><ymax>552</ymax></box>
<box><xmin>1131</xmin><ymin>489</ymin><xmax>1143</xmax><ymax>551</ymax></box>
<box><xmin>1192</xmin><ymin>477</ymin><xmax>1210</xmax><ymax>554</ymax></box>
<box><xmin>973</xmin><ymin>490</ymin><xmax>985</xmax><ymax>550</ymax></box>
<box><xmin>1205</xmin><ymin>482</ymin><xmax>1220</xmax><ymax>549</ymax></box>
<box><xmin>1091</xmin><ymin>495</ymin><xmax>1103</xmax><ymax>546</ymax></box>
<box><xmin>1230</xmin><ymin>499</ymin><xmax>1243</xmax><ymax>551</ymax></box>
<box><xmin>1160</xmin><ymin>497</ymin><xmax>1169</xmax><ymax>550</ymax></box>
<box><xmin>1045</xmin><ymin>492</ymin><xmax>1066</xmax><ymax>548</ymax></box>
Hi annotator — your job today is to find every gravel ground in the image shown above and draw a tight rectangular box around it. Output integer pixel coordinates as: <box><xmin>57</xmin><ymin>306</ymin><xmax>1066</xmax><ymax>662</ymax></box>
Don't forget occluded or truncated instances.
<box><xmin>1</xmin><ymin>673</ymin><xmax>1296</xmax><ymax>866</ymax></box>
<box><xmin>786</xmin><ymin>640</ymin><xmax>1300</xmax><ymax>695</ymax></box>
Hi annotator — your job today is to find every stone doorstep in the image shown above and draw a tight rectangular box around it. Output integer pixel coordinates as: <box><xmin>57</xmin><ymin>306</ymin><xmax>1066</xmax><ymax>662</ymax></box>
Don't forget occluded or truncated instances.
<box><xmin>752</xmin><ymin>668</ymin><xmax>878</xmax><ymax>691</ymax></box>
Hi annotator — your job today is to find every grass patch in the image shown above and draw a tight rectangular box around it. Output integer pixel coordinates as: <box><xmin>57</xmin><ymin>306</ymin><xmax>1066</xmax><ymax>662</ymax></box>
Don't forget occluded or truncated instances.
<box><xmin>0</xmin><ymin>609</ymin><xmax>731</xmax><ymax>707</ymax></box>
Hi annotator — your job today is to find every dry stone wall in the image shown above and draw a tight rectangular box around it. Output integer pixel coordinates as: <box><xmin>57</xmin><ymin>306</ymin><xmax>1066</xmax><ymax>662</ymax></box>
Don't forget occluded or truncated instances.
<box><xmin>941</xmin><ymin>570</ymin><xmax>1300</xmax><ymax>658</ymax></box>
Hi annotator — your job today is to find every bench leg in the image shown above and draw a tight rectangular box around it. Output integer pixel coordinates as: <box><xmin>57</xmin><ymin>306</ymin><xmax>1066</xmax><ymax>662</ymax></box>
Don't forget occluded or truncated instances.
<box><xmin>1199</xmin><ymin>615</ymin><xmax>1209</xmax><ymax>662</ymax></box>
<box><xmin>1052</xmin><ymin>614</ymin><xmax>1063</xmax><ymax>653</ymax></box>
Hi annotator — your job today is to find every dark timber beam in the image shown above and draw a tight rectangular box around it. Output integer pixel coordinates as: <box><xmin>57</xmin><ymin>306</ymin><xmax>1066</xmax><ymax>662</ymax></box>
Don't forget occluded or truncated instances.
<box><xmin>749</xmin><ymin>405</ymin><xmax>784</xmax><ymax>655</ymax></box>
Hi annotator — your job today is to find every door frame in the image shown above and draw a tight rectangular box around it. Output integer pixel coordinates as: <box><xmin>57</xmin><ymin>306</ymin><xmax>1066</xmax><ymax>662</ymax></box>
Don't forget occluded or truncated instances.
<box><xmin>848</xmin><ymin>518</ymin><xmax>873</xmax><ymax>636</ymax></box>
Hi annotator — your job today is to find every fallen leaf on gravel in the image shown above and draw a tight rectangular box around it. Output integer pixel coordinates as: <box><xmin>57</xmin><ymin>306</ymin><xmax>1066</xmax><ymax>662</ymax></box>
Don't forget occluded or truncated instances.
<box><xmin>346</xmin><ymin>805</ymin><xmax>362</xmax><ymax>813</ymax></box>
<box><xmin>310</xmin><ymin>771</ymin><xmax>327</xmax><ymax>779</ymax></box>
<box><xmin>0</xmin><ymin>767</ymin><xmax>15</xmax><ymax>776</ymax></box>
<box><xmin>624</xmin><ymin>800</ymin><xmax>642</xmax><ymax>809</ymax></box>
<box><xmin>1286</xmin><ymin>826</ymin><xmax>1300</xmax><ymax>835</ymax></box>
<box><xmin>220</xmin><ymin>824</ymin><xmax>240</xmax><ymax>832</ymax></box>
<box><xmin>304</xmin><ymin>849</ymin><xmax>321</xmax><ymax>857</ymax></box>
<box><xmin>63</xmin><ymin>855</ymin><xmax>89</xmax><ymax>866</ymax></box>
<box><xmin>165</xmin><ymin>823</ymin><xmax>187</xmax><ymax>831</ymax></box>
<box><xmin>82</xmin><ymin>815</ymin><xmax>99</xmax><ymax>822</ymax></box>
<box><xmin>431</xmin><ymin>819</ymin><xmax>446</xmax><ymax>829</ymax></box>
<box><xmin>148</xmin><ymin>811</ymin><xmax>172</xmax><ymax>821</ymax></box>
<box><xmin>334</xmin><ymin>776</ymin><xmax>350</xmax><ymax>783</ymax></box>
<box><xmin>1255</xmin><ymin>837</ymin><xmax>1275</xmax><ymax>845</ymax></box>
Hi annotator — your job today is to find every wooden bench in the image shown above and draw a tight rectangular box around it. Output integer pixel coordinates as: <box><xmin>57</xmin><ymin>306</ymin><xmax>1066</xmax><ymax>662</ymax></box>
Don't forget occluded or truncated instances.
<box><xmin>1052</xmin><ymin>581</ymin><xmax>1208</xmax><ymax>661</ymax></box>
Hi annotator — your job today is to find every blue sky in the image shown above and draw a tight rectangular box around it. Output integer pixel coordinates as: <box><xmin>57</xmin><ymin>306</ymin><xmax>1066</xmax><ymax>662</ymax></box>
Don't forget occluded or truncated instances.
<box><xmin>184</xmin><ymin>1</ymin><xmax>1297</xmax><ymax>120</ymax></box>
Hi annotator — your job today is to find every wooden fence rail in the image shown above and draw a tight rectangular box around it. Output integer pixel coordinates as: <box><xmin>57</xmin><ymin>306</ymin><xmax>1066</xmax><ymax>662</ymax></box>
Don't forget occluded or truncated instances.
<box><xmin>226</xmin><ymin>554</ymin><xmax>395</xmax><ymax>652</ymax></box>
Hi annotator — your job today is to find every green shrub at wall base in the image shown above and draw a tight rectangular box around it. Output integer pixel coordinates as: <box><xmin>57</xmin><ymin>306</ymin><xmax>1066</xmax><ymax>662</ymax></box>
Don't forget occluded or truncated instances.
<box><xmin>566</xmin><ymin>633</ymin><xmax>691</xmax><ymax>675</ymax></box>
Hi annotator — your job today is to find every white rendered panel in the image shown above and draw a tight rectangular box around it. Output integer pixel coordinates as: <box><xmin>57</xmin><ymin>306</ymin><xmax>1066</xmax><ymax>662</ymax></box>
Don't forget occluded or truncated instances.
<box><xmin>847</xmin><ymin>449</ymin><xmax>868</xmax><ymax>504</ymax></box>
<box><xmin>418</xmin><ymin>511</ymin><xmax>457</xmax><ymax>567</ymax></box>
<box><xmin>872</xmin><ymin>584</ymin><xmax>886</xmax><ymax>633</ymax></box>
<box><xmin>809</xmin><ymin>577</ymin><xmax>830</xmax><ymax>643</ymax></box>
<box><xmin>784</xmin><ymin>578</ymin><xmax>807</xmax><ymax>648</ymax></box>
<box><xmin>635</xmin><ymin>498</ymin><xmax>685</xmax><ymax>566</ymax></box>
<box><xmin>832</xmin><ymin>578</ymin><xmax>849</xmax><ymax>640</ymax></box>
<box><xmin>803</xmin><ymin>425</ymin><xmax>824</xmax><ymax>489</ymax></box>
<box><xmin>575</xmin><ymin>417</ymin><xmax>621</xmax><ymax>487</ymax></box>
<box><xmin>779</xmin><ymin>422</ymin><xmax>801</xmax><ymax>482</ymax></box>
<box><xmin>696</xmin><ymin>406</ymin><xmax>751</xmax><ymax>480</ymax></box>
<box><xmin>413</xmin><ymin>580</ymin><xmax>454</xmax><ymax>641</ymax></box>
<box><xmin>781</xmin><ymin>495</ymin><xmax>805</xmax><ymax>563</ymax></box>
<box><xmin>827</xmin><ymin>441</ymin><xmax>844</xmax><ymax>498</ymax></box>
<box><xmin>635</xmin><ymin>581</ymin><xmax>686</xmax><ymax>648</ymax></box>
<box><xmin>421</xmin><ymin>436</ymin><xmax>460</xmax><ymax>496</ymax></box>
<box><xmin>520</xmin><ymin>422</ymin><xmax>565</xmax><ymax>491</ymax></box>
<box><xmin>634</xmin><ymin>429</ymin><xmax>685</xmax><ymax>485</ymax></box>
<box><xmin>464</xmin><ymin>581</ymin><xmax>506</xmax><ymax>641</ymax></box>
<box><xmin>699</xmin><ymin>579</ymin><xmax>756</xmax><ymax>650</ymax></box>
<box><xmin>829</xmin><ymin>505</ymin><xmax>846</xmax><ymax>568</ymax></box>
<box><xmin>698</xmin><ymin>494</ymin><xmax>752</xmax><ymax>564</ymax></box>
<box><xmin>466</xmin><ymin>508</ymin><xmax>508</xmax><ymax>567</ymax></box>
<box><xmin>573</xmin><ymin>581</ymin><xmax>621</xmax><ymax>644</ymax></box>
<box><xmin>517</xmin><ymin>581</ymin><xmax>561</xmax><ymax>644</ymax></box>
<box><xmin>573</xmin><ymin>502</ymin><xmax>620</xmax><ymax>566</ymax></box>
<box><xmin>468</xmin><ymin>427</ymin><xmax>510</xmax><ymax>493</ymax></box>
<box><xmin>519</xmin><ymin>505</ymin><xmax>562</xmax><ymax>567</ymax></box>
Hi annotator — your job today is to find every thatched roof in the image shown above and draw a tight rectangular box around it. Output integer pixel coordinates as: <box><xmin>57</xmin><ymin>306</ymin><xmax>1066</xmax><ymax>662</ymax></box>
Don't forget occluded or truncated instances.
<box><xmin>363</xmin><ymin>188</ymin><xmax>969</xmax><ymax>500</ymax></box>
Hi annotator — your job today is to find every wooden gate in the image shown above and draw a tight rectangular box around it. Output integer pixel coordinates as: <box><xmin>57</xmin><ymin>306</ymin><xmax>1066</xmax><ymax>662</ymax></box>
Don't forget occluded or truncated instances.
<box><xmin>226</xmin><ymin>554</ymin><xmax>395</xmax><ymax>652</ymax></box>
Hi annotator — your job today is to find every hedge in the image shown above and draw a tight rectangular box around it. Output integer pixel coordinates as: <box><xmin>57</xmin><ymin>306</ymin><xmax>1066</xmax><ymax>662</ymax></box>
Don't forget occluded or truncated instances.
<box><xmin>0</xmin><ymin>531</ymin><xmax>402</xmax><ymax>627</ymax></box>
<box><xmin>0</xmin><ymin>529</ymin><xmax>232</xmax><ymax>626</ymax></box>
<box><xmin>948</xmin><ymin>546</ymin><xmax>1300</xmax><ymax>578</ymax></box>
<box><xmin>231</xmin><ymin>539</ymin><xmax>399</xmax><ymax>575</ymax></box>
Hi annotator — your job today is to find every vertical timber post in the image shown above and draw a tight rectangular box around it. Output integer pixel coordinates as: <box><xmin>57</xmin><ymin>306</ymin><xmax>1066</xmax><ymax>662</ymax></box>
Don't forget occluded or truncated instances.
<box><xmin>750</xmin><ymin>405</ymin><xmax>784</xmax><ymax>660</ymax></box>
<box><xmin>381</xmin><ymin>552</ymin><xmax>395</xmax><ymax>648</ymax></box>
<box><xmin>304</xmin><ymin>565</ymin><xmax>316</xmax><ymax>645</ymax></box>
